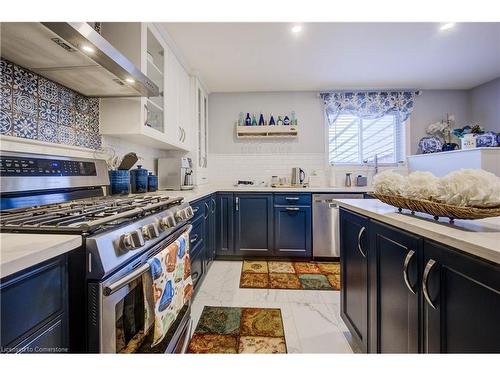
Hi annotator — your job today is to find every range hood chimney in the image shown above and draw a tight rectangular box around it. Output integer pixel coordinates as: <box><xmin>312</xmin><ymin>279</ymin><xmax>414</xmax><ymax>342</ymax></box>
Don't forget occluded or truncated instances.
<box><xmin>0</xmin><ymin>22</ymin><xmax>159</xmax><ymax>98</ymax></box>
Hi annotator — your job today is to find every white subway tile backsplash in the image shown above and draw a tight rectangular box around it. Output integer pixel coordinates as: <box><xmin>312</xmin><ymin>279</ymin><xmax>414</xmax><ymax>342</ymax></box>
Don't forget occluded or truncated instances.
<box><xmin>209</xmin><ymin>153</ymin><xmax>407</xmax><ymax>187</ymax></box>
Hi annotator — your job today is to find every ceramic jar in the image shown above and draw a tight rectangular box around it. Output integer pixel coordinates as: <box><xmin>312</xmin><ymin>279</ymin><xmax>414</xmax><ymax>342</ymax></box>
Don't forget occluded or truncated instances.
<box><xmin>130</xmin><ymin>165</ymin><xmax>148</xmax><ymax>193</ymax></box>
<box><xmin>147</xmin><ymin>172</ymin><xmax>158</xmax><ymax>192</ymax></box>
<box><xmin>109</xmin><ymin>170</ymin><xmax>130</xmax><ymax>195</ymax></box>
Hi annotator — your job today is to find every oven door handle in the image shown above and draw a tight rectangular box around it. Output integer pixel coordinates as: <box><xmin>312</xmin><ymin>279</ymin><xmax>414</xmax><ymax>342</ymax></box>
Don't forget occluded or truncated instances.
<box><xmin>103</xmin><ymin>263</ymin><xmax>150</xmax><ymax>296</ymax></box>
<box><xmin>104</xmin><ymin>225</ymin><xmax>193</xmax><ymax>296</ymax></box>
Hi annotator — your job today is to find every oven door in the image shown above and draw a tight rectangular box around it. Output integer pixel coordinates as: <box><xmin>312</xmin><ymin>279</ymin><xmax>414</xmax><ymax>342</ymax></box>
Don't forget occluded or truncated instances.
<box><xmin>88</xmin><ymin>225</ymin><xmax>193</xmax><ymax>353</ymax></box>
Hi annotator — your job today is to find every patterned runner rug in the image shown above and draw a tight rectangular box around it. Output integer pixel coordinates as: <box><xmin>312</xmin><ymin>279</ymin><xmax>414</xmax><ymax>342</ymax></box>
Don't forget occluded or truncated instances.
<box><xmin>187</xmin><ymin>306</ymin><xmax>287</xmax><ymax>354</ymax></box>
<box><xmin>239</xmin><ymin>260</ymin><xmax>341</xmax><ymax>290</ymax></box>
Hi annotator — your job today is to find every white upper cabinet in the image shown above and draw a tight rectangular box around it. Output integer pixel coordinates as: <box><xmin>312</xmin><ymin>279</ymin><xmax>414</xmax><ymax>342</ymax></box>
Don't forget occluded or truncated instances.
<box><xmin>165</xmin><ymin>49</ymin><xmax>191</xmax><ymax>149</ymax></box>
<box><xmin>99</xmin><ymin>23</ymin><xmax>190</xmax><ymax>151</ymax></box>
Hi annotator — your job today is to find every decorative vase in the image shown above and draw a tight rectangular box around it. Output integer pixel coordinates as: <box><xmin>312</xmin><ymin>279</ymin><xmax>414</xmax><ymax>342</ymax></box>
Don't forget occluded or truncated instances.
<box><xmin>441</xmin><ymin>142</ymin><xmax>459</xmax><ymax>152</ymax></box>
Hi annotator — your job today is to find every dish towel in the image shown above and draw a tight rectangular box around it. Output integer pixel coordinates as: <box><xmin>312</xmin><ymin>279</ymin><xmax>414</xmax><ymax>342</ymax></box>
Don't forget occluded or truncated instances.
<box><xmin>144</xmin><ymin>230</ymin><xmax>193</xmax><ymax>347</ymax></box>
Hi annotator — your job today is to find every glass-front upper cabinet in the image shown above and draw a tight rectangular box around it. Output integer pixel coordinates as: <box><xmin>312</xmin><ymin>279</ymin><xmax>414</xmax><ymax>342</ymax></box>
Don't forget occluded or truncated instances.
<box><xmin>145</xmin><ymin>27</ymin><xmax>165</xmax><ymax>133</ymax></box>
<box><xmin>197</xmin><ymin>83</ymin><xmax>208</xmax><ymax>169</ymax></box>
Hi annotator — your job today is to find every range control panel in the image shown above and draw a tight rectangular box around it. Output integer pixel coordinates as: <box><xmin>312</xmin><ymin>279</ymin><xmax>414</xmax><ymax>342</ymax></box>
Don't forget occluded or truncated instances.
<box><xmin>0</xmin><ymin>156</ymin><xmax>97</xmax><ymax>177</ymax></box>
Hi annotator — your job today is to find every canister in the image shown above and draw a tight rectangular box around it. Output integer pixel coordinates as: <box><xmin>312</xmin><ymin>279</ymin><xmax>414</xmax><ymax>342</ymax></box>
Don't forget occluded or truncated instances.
<box><xmin>130</xmin><ymin>165</ymin><xmax>148</xmax><ymax>193</ymax></box>
<box><xmin>109</xmin><ymin>170</ymin><xmax>130</xmax><ymax>195</ymax></box>
<box><xmin>148</xmin><ymin>172</ymin><xmax>158</xmax><ymax>192</ymax></box>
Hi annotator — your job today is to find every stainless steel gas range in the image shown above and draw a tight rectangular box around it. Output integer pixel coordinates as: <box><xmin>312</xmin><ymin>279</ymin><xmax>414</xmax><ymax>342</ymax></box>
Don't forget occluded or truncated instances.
<box><xmin>0</xmin><ymin>151</ymin><xmax>195</xmax><ymax>353</ymax></box>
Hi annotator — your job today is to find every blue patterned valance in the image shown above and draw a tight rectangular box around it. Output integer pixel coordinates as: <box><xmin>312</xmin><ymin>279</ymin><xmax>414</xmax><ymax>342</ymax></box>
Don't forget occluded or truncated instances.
<box><xmin>320</xmin><ymin>90</ymin><xmax>421</xmax><ymax>123</ymax></box>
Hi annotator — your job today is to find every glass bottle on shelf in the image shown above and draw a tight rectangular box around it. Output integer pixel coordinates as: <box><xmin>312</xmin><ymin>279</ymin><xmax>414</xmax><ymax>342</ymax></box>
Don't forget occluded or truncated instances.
<box><xmin>251</xmin><ymin>113</ymin><xmax>257</xmax><ymax>126</ymax></box>
<box><xmin>245</xmin><ymin>113</ymin><xmax>251</xmax><ymax>126</ymax></box>
<box><xmin>258</xmin><ymin>113</ymin><xmax>265</xmax><ymax>126</ymax></box>
<box><xmin>277</xmin><ymin>116</ymin><xmax>283</xmax><ymax>126</ymax></box>
<box><xmin>269</xmin><ymin>114</ymin><xmax>275</xmax><ymax>125</ymax></box>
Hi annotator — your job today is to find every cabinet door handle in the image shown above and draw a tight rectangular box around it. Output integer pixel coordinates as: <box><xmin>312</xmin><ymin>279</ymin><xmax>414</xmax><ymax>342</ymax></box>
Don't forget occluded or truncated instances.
<box><xmin>192</xmin><ymin>207</ymin><xmax>199</xmax><ymax>213</ymax></box>
<box><xmin>423</xmin><ymin>259</ymin><xmax>437</xmax><ymax>309</ymax></box>
<box><xmin>211</xmin><ymin>198</ymin><xmax>216</xmax><ymax>213</ymax></box>
<box><xmin>144</xmin><ymin>104</ymin><xmax>148</xmax><ymax>126</ymax></box>
<box><xmin>181</xmin><ymin>128</ymin><xmax>186</xmax><ymax>142</ymax></box>
<box><xmin>285</xmin><ymin>197</ymin><xmax>299</xmax><ymax>201</ymax></box>
<box><xmin>190</xmin><ymin>234</ymin><xmax>199</xmax><ymax>244</ymax></box>
<box><xmin>403</xmin><ymin>249</ymin><xmax>416</xmax><ymax>295</ymax></box>
<box><xmin>204</xmin><ymin>202</ymin><xmax>210</xmax><ymax>219</ymax></box>
<box><xmin>285</xmin><ymin>207</ymin><xmax>300</xmax><ymax>211</ymax></box>
<box><xmin>235</xmin><ymin>197</ymin><xmax>239</xmax><ymax>211</ymax></box>
<box><xmin>179</xmin><ymin>126</ymin><xmax>182</xmax><ymax>141</ymax></box>
<box><xmin>357</xmin><ymin>226</ymin><xmax>366</xmax><ymax>258</ymax></box>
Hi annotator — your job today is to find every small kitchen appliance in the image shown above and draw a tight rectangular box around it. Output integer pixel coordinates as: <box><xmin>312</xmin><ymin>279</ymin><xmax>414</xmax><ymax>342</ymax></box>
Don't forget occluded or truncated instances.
<box><xmin>291</xmin><ymin>167</ymin><xmax>305</xmax><ymax>186</ymax></box>
<box><xmin>157</xmin><ymin>157</ymin><xmax>195</xmax><ymax>191</ymax></box>
<box><xmin>0</xmin><ymin>151</ymin><xmax>196</xmax><ymax>353</ymax></box>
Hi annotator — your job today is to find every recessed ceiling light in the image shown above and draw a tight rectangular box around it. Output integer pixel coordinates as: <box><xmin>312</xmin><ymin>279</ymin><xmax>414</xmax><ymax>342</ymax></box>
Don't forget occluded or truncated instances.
<box><xmin>440</xmin><ymin>22</ymin><xmax>455</xmax><ymax>31</ymax></box>
<box><xmin>291</xmin><ymin>25</ymin><xmax>303</xmax><ymax>34</ymax></box>
<box><xmin>125</xmin><ymin>78</ymin><xmax>135</xmax><ymax>84</ymax></box>
<box><xmin>81</xmin><ymin>45</ymin><xmax>95</xmax><ymax>53</ymax></box>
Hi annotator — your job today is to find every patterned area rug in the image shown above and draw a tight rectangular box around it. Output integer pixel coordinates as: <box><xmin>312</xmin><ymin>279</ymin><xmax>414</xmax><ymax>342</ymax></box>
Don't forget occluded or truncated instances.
<box><xmin>239</xmin><ymin>260</ymin><xmax>341</xmax><ymax>290</ymax></box>
<box><xmin>187</xmin><ymin>306</ymin><xmax>287</xmax><ymax>354</ymax></box>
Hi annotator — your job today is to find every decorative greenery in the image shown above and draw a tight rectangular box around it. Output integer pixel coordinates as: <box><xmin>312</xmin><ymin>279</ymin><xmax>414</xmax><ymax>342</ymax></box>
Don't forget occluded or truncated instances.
<box><xmin>452</xmin><ymin>124</ymin><xmax>485</xmax><ymax>138</ymax></box>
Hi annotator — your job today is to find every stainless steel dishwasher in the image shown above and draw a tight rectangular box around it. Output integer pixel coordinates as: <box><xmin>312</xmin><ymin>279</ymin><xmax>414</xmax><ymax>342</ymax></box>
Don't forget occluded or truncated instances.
<box><xmin>313</xmin><ymin>193</ymin><xmax>364</xmax><ymax>258</ymax></box>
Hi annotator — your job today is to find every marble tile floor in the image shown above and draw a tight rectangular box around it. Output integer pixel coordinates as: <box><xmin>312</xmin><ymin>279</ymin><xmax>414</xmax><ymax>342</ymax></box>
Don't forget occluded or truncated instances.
<box><xmin>190</xmin><ymin>260</ymin><xmax>360</xmax><ymax>354</ymax></box>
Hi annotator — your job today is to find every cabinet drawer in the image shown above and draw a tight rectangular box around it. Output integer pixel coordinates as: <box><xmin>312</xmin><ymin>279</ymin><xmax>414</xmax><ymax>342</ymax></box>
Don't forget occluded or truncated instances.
<box><xmin>274</xmin><ymin>193</ymin><xmax>311</xmax><ymax>206</ymax></box>
<box><xmin>1</xmin><ymin>256</ymin><xmax>67</xmax><ymax>348</ymax></box>
<box><xmin>14</xmin><ymin>315</ymin><xmax>67</xmax><ymax>353</ymax></box>
<box><xmin>189</xmin><ymin>215</ymin><xmax>204</xmax><ymax>250</ymax></box>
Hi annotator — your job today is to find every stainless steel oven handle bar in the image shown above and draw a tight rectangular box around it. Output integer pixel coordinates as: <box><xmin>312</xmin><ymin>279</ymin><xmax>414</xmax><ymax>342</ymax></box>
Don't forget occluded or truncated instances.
<box><xmin>104</xmin><ymin>225</ymin><xmax>193</xmax><ymax>296</ymax></box>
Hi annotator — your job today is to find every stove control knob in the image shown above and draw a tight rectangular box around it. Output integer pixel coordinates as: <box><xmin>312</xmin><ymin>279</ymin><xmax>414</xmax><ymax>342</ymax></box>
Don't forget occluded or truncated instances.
<box><xmin>184</xmin><ymin>206</ymin><xmax>194</xmax><ymax>219</ymax></box>
<box><xmin>175</xmin><ymin>209</ymin><xmax>187</xmax><ymax>221</ymax></box>
<box><xmin>142</xmin><ymin>223</ymin><xmax>159</xmax><ymax>240</ymax></box>
<box><xmin>159</xmin><ymin>215</ymin><xmax>176</xmax><ymax>230</ymax></box>
<box><xmin>121</xmin><ymin>229</ymin><xmax>145</xmax><ymax>250</ymax></box>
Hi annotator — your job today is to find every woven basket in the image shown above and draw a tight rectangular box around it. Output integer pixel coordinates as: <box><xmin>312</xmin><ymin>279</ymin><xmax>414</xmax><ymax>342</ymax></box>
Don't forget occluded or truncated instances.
<box><xmin>373</xmin><ymin>193</ymin><xmax>500</xmax><ymax>221</ymax></box>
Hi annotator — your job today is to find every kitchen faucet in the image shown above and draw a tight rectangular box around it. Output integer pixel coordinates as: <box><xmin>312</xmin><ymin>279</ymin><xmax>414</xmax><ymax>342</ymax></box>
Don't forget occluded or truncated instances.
<box><xmin>363</xmin><ymin>154</ymin><xmax>378</xmax><ymax>175</ymax></box>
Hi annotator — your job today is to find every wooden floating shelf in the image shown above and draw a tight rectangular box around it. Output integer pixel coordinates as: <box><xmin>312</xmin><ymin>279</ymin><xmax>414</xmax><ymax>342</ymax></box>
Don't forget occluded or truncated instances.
<box><xmin>236</xmin><ymin>125</ymin><xmax>299</xmax><ymax>139</ymax></box>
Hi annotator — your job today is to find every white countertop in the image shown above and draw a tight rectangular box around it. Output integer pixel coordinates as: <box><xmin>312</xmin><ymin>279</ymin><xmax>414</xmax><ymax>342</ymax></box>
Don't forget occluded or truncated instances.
<box><xmin>156</xmin><ymin>184</ymin><xmax>372</xmax><ymax>203</ymax></box>
<box><xmin>334</xmin><ymin>199</ymin><xmax>500</xmax><ymax>265</ymax></box>
<box><xmin>0</xmin><ymin>234</ymin><xmax>82</xmax><ymax>278</ymax></box>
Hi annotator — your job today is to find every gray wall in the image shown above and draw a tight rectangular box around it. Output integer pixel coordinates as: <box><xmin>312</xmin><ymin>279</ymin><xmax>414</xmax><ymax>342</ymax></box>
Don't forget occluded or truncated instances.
<box><xmin>208</xmin><ymin>91</ymin><xmax>325</xmax><ymax>154</ymax></box>
<box><xmin>409</xmin><ymin>90</ymin><xmax>470</xmax><ymax>154</ymax></box>
<box><xmin>208</xmin><ymin>90</ymin><xmax>475</xmax><ymax>156</ymax></box>
<box><xmin>469</xmin><ymin>77</ymin><xmax>500</xmax><ymax>132</ymax></box>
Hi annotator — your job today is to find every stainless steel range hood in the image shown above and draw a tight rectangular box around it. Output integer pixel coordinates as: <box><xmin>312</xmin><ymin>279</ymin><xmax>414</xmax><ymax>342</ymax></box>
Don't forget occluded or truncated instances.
<box><xmin>0</xmin><ymin>22</ymin><xmax>159</xmax><ymax>97</ymax></box>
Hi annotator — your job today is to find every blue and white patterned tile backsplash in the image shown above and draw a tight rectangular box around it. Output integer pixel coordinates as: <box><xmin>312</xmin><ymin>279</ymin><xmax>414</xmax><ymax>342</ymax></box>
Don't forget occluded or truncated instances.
<box><xmin>0</xmin><ymin>58</ymin><xmax>102</xmax><ymax>150</ymax></box>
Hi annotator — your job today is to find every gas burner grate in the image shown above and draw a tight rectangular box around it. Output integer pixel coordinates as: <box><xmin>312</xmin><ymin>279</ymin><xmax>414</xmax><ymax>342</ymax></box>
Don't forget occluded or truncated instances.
<box><xmin>0</xmin><ymin>195</ymin><xmax>183</xmax><ymax>235</ymax></box>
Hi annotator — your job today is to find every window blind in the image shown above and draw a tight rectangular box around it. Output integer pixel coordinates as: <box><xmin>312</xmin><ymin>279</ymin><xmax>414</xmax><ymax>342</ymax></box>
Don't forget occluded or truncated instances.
<box><xmin>328</xmin><ymin>113</ymin><xmax>405</xmax><ymax>165</ymax></box>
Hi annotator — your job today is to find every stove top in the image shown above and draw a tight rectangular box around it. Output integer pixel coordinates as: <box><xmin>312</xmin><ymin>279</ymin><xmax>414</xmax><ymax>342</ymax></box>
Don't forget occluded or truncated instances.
<box><xmin>0</xmin><ymin>195</ymin><xmax>183</xmax><ymax>235</ymax></box>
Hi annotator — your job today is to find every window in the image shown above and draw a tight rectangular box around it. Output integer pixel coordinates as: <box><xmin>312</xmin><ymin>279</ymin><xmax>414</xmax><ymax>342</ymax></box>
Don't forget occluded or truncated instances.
<box><xmin>328</xmin><ymin>113</ymin><xmax>405</xmax><ymax>165</ymax></box>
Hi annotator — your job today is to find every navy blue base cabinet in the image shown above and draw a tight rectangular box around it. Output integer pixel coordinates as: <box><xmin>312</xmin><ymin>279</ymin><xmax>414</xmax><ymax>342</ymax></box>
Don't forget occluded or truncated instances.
<box><xmin>216</xmin><ymin>193</ymin><xmax>234</xmax><ymax>257</ymax></box>
<box><xmin>214</xmin><ymin>192</ymin><xmax>312</xmax><ymax>259</ymax></box>
<box><xmin>273</xmin><ymin>193</ymin><xmax>312</xmax><ymax>258</ymax></box>
<box><xmin>0</xmin><ymin>254</ymin><xmax>69</xmax><ymax>353</ymax></box>
<box><xmin>339</xmin><ymin>207</ymin><xmax>500</xmax><ymax>354</ymax></box>
<box><xmin>189</xmin><ymin>194</ymin><xmax>216</xmax><ymax>290</ymax></box>
<box><xmin>339</xmin><ymin>208</ymin><xmax>370</xmax><ymax>353</ymax></box>
<box><xmin>423</xmin><ymin>240</ymin><xmax>500</xmax><ymax>353</ymax></box>
<box><xmin>369</xmin><ymin>221</ymin><xmax>422</xmax><ymax>353</ymax></box>
<box><xmin>234</xmin><ymin>193</ymin><xmax>274</xmax><ymax>257</ymax></box>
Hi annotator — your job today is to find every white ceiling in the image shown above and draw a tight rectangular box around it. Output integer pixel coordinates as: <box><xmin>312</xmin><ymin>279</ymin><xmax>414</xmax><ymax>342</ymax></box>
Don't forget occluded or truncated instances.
<box><xmin>160</xmin><ymin>22</ymin><xmax>500</xmax><ymax>92</ymax></box>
